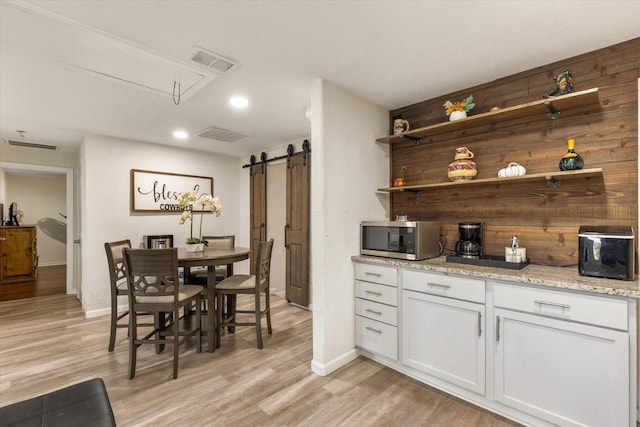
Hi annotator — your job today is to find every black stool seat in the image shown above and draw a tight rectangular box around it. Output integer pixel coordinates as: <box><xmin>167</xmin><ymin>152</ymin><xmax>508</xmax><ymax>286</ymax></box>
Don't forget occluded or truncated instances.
<box><xmin>0</xmin><ymin>378</ymin><xmax>116</xmax><ymax>427</ymax></box>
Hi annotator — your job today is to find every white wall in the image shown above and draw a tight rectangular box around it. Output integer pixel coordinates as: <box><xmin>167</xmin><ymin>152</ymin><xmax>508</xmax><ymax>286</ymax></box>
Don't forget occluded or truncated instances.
<box><xmin>310</xmin><ymin>79</ymin><xmax>389</xmax><ymax>375</ymax></box>
<box><xmin>5</xmin><ymin>174</ymin><xmax>66</xmax><ymax>265</ymax></box>
<box><xmin>80</xmin><ymin>134</ymin><xmax>248</xmax><ymax>316</ymax></box>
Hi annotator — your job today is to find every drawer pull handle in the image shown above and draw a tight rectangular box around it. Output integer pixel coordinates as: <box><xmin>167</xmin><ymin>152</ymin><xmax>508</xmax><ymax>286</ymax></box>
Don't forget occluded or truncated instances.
<box><xmin>365</xmin><ymin>290</ymin><xmax>382</xmax><ymax>296</ymax></box>
<box><xmin>365</xmin><ymin>326</ymin><xmax>382</xmax><ymax>334</ymax></box>
<box><xmin>534</xmin><ymin>300</ymin><xmax>571</xmax><ymax>310</ymax></box>
<box><xmin>427</xmin><ymin>282</ymin><xmax>451</xmax><ymax>290</ymax></box>
<box><xmin>478</xmin><ymin>311</ymin><xmax>482</xmax><ymax>337</ymax></box>
<box><xmin>496</xmin><ymin>315</ymin><xmax>500</xmax><ymax>342</ymax></box>
<box><xmin>365</xmin><ymin>308</ymin><xmax>383</xmax><ymax>316</ymax></box>
<box><xmin>364</xmin><ymin>272</ymin><xmax>382</xmax><ymax>277</ymax></box>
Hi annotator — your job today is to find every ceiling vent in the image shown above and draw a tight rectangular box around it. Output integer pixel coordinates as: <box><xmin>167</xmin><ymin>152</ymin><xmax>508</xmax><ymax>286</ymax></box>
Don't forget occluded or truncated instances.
<box><xmin>187</xmin><ymin>47</ymin><xmax>238</xmax><ymax>74</ymax></box>
<box><xmin>4</xmin><ymin>138</ymin><xmax>58</xmax><ymax>150</ymax></box>
<box><xmin>196</xmin><ymin>126</ymin><xmax>249</xmax><ymax>143</ymax></box>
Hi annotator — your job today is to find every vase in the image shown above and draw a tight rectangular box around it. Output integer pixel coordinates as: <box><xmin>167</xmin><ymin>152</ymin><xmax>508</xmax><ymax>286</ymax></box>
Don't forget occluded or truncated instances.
<box><xmin>185</xmin><ymin>243</ymin><xmax>205</xmax><ymax>252</ymax></box>
<box><xmin>449</xmin><ymin>110</ymin><xmax>467</xmax><ymax>121</ymax></box>
<box><xmin>448</xmin><ymin>147</ymin><xmax>477</xmax><ymax>181</ymax></box>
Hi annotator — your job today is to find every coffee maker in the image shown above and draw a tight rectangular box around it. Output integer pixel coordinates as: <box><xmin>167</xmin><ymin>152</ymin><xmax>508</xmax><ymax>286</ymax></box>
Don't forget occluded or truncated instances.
<box><xmin>455</xmin><ymin>222</ymin><xmax>483</xmax><ymax>258</ymax></box>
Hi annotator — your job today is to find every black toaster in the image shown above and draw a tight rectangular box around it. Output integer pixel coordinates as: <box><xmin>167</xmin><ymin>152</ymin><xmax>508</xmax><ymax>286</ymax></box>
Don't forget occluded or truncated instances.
<box><xmin>578</xmin><ymin>226</ymin><xmax>635</xmax><ymax>281</ymax></box>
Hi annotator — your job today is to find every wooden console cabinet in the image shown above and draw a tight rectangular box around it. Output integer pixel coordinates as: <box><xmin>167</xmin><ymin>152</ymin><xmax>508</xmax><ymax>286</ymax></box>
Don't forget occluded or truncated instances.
<box><xmin>0</xmin><ymin>226</ymin><xmax>38</xmax><ymax>284</ymax></box>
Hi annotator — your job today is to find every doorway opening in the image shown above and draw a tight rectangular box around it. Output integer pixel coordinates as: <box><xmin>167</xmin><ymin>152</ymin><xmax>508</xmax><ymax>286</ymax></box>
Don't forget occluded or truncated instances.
<box><xmin>0</xmin><ymin>162</ymin><xmax>75</xmax><ymax>299</ymax></box>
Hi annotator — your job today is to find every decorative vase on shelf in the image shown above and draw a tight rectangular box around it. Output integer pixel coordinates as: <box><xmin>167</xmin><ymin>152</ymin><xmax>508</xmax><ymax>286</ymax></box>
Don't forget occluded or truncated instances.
<box><xmin>185</xmin><ymin>243</ymin><xmax>205</xmax><ymax>253</ymax></box>
<box><xmin>558</xmin><ymin>138</ymin><xmax>584</xmax><ymax>171</ymax></box>
<box><xmin>447</xmin><ymin>147</ymin><xmax>477</xmax><ymax>181</ymax></box>
<box><xmin>449</xmin><ymin>110</ymin><xmax>467</xmax><ymax>121</ymax></box>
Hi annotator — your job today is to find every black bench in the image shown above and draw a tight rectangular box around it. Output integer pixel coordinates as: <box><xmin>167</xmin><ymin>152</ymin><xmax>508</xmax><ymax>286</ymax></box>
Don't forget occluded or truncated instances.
<box><xmin>0</xmin><ymin>378</ymin><xmax>116</xmax><ymax>427</ymax></box>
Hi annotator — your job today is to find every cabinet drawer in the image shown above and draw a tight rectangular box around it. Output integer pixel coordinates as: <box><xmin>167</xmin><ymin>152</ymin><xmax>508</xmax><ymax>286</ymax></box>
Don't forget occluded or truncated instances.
<box><xmin>355</xmin><ymin>263</ymin><xmax>397</xmax><ymax>287</ymax></box>
<box><xmin>355</xmin><ymin>298</ymin><xmax>398</xmax><ymax>326</ymax></box>
<box><xmin>493</xmin><ymin>281</ymin><xmax>628</xmax><ymax>330</ymax></box>
<box><xmin>355</xmin><ymin>315</ymin><xmax>398</xmax><ymax>360</ymax></box>
<box><xmin>355</xmin><ymin>281</ymin><xmax>398</xmax><ymax>306</ymax></box>
<box><xmin>402</xmin><ymin>269</ymin><xmax>485</xmax><ymax>304</ymax></box>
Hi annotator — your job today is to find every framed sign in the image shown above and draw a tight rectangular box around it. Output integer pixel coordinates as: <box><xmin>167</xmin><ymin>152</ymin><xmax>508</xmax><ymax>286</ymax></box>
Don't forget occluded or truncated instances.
<box><xmin>130</xmin><ymin>169</ymin><xmax>213</xmax><ymax>212</ymax></box>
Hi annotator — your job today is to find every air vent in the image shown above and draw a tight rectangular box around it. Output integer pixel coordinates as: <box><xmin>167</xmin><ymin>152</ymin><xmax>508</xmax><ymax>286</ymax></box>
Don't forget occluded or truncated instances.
<box><xmin>5</xmin><ymin>139</ymin><xmax>58</xmax><ymax>150</ymax></box>
<box><xmin>196</xmin><ymin>126</ymin><xmax>249</xmax><ymax>143</ymax></box>
<box><xmin>187</xmin><ymin>47</ymin><xmax>238</xmax><ymax>74</ymax></box>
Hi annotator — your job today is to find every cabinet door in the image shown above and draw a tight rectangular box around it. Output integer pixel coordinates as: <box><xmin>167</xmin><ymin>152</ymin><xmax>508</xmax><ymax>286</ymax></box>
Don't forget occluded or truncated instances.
<box><xmin>402</xmin><ymin>289</ymin><xmax>485</xmax><ymax>394</ymax></box>
<box><xmin>1</xmin><ymin>227</ymin><xmax>36</xmax><ymax>282</ymax></box>
<box><xmin>494</xmin><ymin>308</ymin><xmax>629</xmax><ymax>427</ymax></box>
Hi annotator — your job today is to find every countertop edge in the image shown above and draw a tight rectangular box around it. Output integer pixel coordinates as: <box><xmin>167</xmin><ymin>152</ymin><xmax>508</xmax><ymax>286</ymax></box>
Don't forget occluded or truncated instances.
<box><xmin>351</xmin><ymin>255</ymin><xmax>640</xmax><ymax>299</ymax></box>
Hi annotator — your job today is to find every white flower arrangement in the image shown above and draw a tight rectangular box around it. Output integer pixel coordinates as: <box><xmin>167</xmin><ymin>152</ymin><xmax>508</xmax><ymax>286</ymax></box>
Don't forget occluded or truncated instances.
<box><xmin>177</xmin><ymin>191</ymin><xmax>222</xmax><ymax>244</ymax></box>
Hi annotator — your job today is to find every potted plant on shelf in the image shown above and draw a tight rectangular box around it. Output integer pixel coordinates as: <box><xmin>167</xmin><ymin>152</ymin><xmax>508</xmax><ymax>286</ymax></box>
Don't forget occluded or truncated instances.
<box><xmin>443</xmin><ymin>95</ymin><xmax>475</xmax><ymax>121</ymax></box>
<box><xmin>178</xmin><ymin>190</ymin><xmax>222</xmax><ymax>252</ymax></box>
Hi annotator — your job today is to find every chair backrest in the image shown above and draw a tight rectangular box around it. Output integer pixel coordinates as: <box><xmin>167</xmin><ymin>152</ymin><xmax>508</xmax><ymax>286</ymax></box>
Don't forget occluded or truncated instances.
<box><xmin>123</xmin><ymin>248</ymin><xmax>180</xmax><ymax>302</ymax></box>
<box><xmin>202</xmin><ymin>235</ymin><xmax>235</xmax><ymax>249</ymax></box>
<box><xmin>254</xmin><ymin>239</ymin><xmax>274</xmax><ymax>290</ymax></box>
<box><xmin>105</xmin><ymin>239</ymin><xmax>132</xmax><ymax>289</ymax></box>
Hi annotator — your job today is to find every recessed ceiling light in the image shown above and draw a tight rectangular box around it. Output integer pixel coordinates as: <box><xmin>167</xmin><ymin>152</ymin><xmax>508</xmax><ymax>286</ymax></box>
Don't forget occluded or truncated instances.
<box><xmin>229</xmin><ymin>96</ymin><xmax>249</xmax><ymax>109</ymax></box>
<box><xmin>173</xmin><ymin>130</ymin><xmax>189</xmax><ymax>139</ymax></box>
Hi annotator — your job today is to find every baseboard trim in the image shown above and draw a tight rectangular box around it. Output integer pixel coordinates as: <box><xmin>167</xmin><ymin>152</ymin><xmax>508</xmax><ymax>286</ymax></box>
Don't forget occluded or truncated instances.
<box><xmin>311</xmin><ymin>348</ymin><xmax>358</xmax><ymax>376</ymax></box>
<box><xmin>85</xmin><ymin>303</ymin><xmax>126</xmax><ymax>319</ymax></box>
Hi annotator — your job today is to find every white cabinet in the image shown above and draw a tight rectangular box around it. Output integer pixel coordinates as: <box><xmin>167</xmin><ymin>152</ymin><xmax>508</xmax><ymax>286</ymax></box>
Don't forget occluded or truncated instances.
<box><xmin>401</xmin><ymin>270</ymin><xmax>486</xmax><ymax>394</ymax></box>
<box><xmin>354</xmin><ymin>263</ymin><xmax>398</xmax><ymax>360</ymax></box>
<box><xmin>493</xmin><ymin>282</ymin><xmax>631</xmax><ymax>427</ymax></box>
<box><xmin>353</xmin><ymin>260</ymin><xmax>637</xmax><ymax>427</ymax></box>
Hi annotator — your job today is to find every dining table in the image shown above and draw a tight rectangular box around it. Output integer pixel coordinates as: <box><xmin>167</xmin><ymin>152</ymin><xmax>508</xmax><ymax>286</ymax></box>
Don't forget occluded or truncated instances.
<box><xmin>177</xmin><ymin>246</ymin><xmax>250</xmax><ymax>352</ymax></box>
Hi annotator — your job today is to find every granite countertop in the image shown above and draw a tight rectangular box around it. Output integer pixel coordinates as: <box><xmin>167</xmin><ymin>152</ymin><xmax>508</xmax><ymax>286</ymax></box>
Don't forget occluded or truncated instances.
<box><xmin>352</xmin><ymin>255</ymin><xmax>640</xmax><ymax>299</ymax></box>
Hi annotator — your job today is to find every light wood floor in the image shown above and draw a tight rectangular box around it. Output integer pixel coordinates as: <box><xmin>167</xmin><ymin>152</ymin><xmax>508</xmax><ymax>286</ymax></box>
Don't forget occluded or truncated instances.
<box><xmin>0</xmin><ymin>294</ymin><xmax>520</xmax><ymax>426</ymax></box>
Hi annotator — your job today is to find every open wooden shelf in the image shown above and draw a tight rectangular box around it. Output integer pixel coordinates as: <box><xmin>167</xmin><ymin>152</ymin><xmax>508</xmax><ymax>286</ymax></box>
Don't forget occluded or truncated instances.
<box><xmin>377</xmin><ymin>168</ymin><xmax>603</xmax><ymax>193</ymax></box>
<box><xmin>376</xmin><ymin>88</ymin><xmax>600</xmax><ymax>144</ymax></box>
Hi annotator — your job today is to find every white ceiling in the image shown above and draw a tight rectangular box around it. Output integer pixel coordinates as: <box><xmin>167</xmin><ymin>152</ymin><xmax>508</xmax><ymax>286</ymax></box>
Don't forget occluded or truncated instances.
<box><xmin>1</xmin><ymin>0</ymin><xmax>639</xmax><ymax>158</ymax></box>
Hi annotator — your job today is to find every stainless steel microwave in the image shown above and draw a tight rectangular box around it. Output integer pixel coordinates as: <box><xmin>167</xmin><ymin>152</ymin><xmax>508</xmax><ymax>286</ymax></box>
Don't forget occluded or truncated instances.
<box><xmin>360</xmin><ymin>221</ymin><xmax>441</xmax><ymax>261</ymax></box>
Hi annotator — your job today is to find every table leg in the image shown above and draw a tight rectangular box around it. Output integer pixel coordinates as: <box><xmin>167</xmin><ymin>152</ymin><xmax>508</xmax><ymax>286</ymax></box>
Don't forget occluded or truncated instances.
<box><xmin>206</xmin><ymin>265</ymin><xmax>216</xmax><ymax>352</ymax></box>
<box><xmin>225</xmin><ymin>263</ymin><xmax>236</xmax><ymax>333</ymax></box>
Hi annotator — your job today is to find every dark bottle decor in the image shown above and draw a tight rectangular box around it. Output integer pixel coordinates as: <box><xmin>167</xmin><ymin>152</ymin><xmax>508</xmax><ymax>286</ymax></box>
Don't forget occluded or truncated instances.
<box><xmin>559</xmin><ymin>138</ymin><xmax>584</xmax><ymax>171</ymax></box>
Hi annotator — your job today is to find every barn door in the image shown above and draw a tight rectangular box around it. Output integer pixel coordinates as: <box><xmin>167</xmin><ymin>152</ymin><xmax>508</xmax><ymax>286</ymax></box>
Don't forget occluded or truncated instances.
<box><xmin>285</xmin><ymin>142</ymin><xmax>310</xmax><ymax>306</ymax></box>
<box><xmin>249</xmin><ymin>154</ymin><xmax>267</xmax><ymax>274</ymax></box>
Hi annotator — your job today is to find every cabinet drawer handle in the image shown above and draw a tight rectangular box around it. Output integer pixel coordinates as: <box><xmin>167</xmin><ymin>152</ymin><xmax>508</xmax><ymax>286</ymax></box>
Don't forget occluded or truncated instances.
<box><xmin>364</xmin><ymin>272</ymin><xmax>382</xmax><ymax>277</ymax></box>
<box><xmin>496</xmin><ymin>315</ymin><xmax>500</xmax><ymax>342</ymax></box>
<box><xmin>365</xmin><ymin>290</ymin><xmax>382</xmax><ymax>296</ymax></box>
<box><xmin>427</xmin><ymin>282</ymin><xmax>451</xmax><ymax>290</ymax></box>
<box><xmin>365</xmin><ymin>308</ymin><xmax>383</xmax><ymax>316</ymax></box>
<box><xmin>478</xmin><ymin>311</ymin><xmax>482</xmax><ymax>337</ymax></box>
<box><xmin>365</xmin><ymin>326</ymin><xmax>382</xmax><ymax>334</ymax></box>
<box><xmin>534</xmin><ymin>300</ymin><xmax>571</xmax><ymax>310</ymax></box>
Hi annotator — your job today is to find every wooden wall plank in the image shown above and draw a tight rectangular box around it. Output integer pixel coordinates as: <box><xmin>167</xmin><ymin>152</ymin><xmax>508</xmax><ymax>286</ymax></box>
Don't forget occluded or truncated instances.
<box><xmin>386</xmin><ymin>38</ymin><xmax>639</xmax><ymax>267</ymax></box>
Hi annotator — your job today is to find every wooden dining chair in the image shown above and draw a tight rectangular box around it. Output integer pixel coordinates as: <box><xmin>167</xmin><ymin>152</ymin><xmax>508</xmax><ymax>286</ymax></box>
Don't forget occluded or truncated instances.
<box><xmin>188</xmin><ymin>235</ymin><xmax>235</xmax><ymax>316</ymax></box>
<box><xmin>215</xmin><ymin>239</ymin><xmax>274</xmax><ymax>349</ymax></box>
<box><xmin>190</xmin><ymin>235</ymin><xmax>236</xmax><ymax>284</ymax></box>
<box><xmin>104</xmin><ymin>239</ymin><xmax>131</xmax><ymax>352</ymax></box>
<box><xmin>123</xmin><ymin>248</ymin><xmax>203</xmax><ymax>379</ymax></box>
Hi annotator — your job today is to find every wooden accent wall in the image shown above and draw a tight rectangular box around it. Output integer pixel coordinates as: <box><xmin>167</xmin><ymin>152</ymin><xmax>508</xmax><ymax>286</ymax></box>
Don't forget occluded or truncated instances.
<box><xmin>388</xmin><ymin>38</ymin><xmax>639</xmax><ymax>267</ymax></box>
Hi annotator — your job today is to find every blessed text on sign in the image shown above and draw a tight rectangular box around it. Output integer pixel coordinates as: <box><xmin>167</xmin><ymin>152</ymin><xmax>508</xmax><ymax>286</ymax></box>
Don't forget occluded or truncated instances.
<box><xmin>130</xmin><ymin>169</ymin><xmax>214</xmax><ymax>212</ymax></box>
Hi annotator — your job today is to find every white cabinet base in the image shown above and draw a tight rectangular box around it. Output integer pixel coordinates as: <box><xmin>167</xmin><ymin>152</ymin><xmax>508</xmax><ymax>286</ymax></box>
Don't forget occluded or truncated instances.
<box><xmin>494</xmin><ymin>308</ymin><xmax>630</xmax><ymax>427</ymax></box>
<box><xmin>402</xmin><ymin>290</ymin><xmax>485</xmax><ymax>395</ymax></box>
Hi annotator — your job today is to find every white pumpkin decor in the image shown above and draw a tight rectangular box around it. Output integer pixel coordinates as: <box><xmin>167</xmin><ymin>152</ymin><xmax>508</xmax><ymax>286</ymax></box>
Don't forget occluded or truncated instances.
<box><xmin>498</xmin><ymin>162</ymin><xmax>526</xmax><ymax>178</ymax></box>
